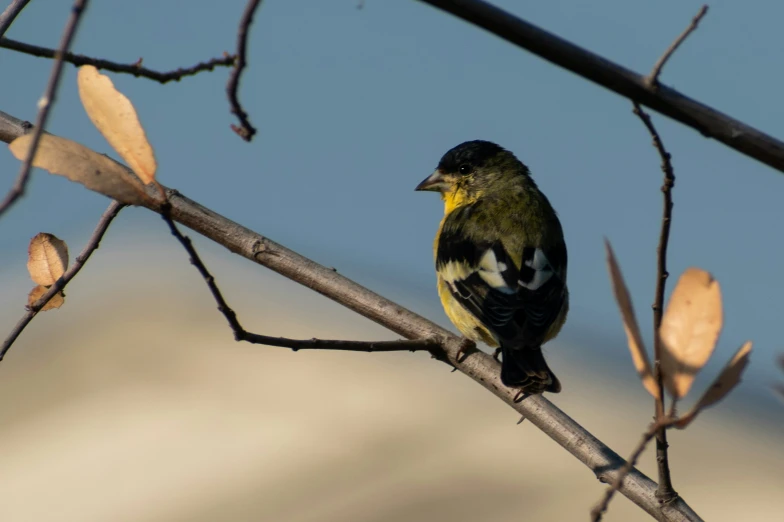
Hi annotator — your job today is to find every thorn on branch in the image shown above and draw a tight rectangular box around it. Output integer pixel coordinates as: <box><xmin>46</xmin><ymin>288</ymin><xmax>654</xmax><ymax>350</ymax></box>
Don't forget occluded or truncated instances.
<box><xmin>226</xmin><ymin>0</ymin><xmax>262</xmax><ymax>141</ymax></box>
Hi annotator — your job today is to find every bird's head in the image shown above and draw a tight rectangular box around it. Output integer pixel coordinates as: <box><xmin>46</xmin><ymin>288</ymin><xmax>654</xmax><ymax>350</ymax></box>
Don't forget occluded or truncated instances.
<box><xmin>415</xmin><ymin>140</ymin><xmax>530</xmax><ymax>207</ymax></box>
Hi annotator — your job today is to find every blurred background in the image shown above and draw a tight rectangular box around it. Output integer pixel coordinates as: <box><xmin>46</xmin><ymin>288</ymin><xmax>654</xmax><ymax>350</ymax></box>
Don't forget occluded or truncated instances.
<box><xmin>1</xmin><ymin>1</ymin><xmax>783</xmax><ymax>520</ymax></box>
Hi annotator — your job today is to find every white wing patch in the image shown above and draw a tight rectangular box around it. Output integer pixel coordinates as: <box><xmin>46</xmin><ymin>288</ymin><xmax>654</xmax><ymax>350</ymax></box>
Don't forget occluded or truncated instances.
<box><xmin>477</xmin><ymin>249</ymin><xmax>515</xmax><ymax>294</ymax></box>
<box><xmin>519</xmin><ymin>248</ymin><xmax>554</xmax><ymax>291</ymax></box>
<box><xmin>440</xmin><ymin>260</ymin><xmax>472</xmax><ymax>285</ymax></box>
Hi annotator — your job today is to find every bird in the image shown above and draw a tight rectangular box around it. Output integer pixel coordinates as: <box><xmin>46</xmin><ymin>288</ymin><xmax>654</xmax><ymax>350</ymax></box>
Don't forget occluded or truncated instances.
<box><xmin>415</xmin><ymin>140</ymin><xmax>568</xmax><ymax>394</ymax></box>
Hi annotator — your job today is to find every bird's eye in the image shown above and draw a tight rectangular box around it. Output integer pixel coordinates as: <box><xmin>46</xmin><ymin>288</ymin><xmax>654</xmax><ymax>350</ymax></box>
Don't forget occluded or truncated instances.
<box><xmin>458</xmin><ymin>164</ymin><xmax>472</xmax><ymax>175</ymax></box>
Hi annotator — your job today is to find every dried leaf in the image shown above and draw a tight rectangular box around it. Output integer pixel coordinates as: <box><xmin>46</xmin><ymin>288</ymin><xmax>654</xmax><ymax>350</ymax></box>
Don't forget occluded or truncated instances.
<box><xmin>605</xmin><ymin>240</ymin><xmax>659</xmax><ymax>398</ymax></box>
<box><xmin>9</xmin><ymin>133</ymin><xmax>151</xmax><ymax>205</ymax></box>
<box><xmin>77</xmin><ymin>65</ymin><xmax>157</xmax><ymax>184</ymax></box>
<box><xmin>675</xmin><ymin>341</ymin><xmax>752</xmax><ymax>428</ymax></box>
<box><xmin>659</xmin><ymin>268</ymin><xmax>723</xmax><ymax>399</ymax></box>
<box><xmin>27</xmin><ymin>233</ymin><xmax>68</xmax><ymax>286</ymax></box>
<box><xmin>28</xmin><ymin>285</ymin><xmax>65</xmax><ymax>311</ymax></box>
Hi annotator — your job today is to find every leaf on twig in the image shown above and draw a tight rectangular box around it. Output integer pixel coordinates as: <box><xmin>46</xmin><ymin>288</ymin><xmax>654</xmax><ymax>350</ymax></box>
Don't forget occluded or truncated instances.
<box><xmin>77</xmin><ymin>65</ymin><xmax>157</xmax><ymax>185</ymax></box>
<box><xmin>27</xmin><ymin>233</ymin><xmax>68</xmax><ymax>286</ymax></box>
<box><xmin>28</xmin><ymin>285</ymin><xmax>65</xmax><ymax>311</ymax></box>
<box><xmin>659</xmin><ymin>268</ymin><xmax>723</xmax><ymax>399</ymax></box>
<box><xmin>8</xmin><ymin>134</ymin><xmax>151</xmax><ymax>205</ymax></box>
<box><xmin>604</xmin><ymin>240</ymin><xmax>659</xmax><ymax>398</ymax></box>
<box><xmin>675</xmin><ymin>341</ymin><xmax>752</xmax><ymax>428</ymax></box>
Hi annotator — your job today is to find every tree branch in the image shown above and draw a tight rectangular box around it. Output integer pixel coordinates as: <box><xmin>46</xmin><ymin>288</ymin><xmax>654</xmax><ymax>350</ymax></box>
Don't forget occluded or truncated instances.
<box><xmin>634</xmin><ymin>102</ymin><xmax>678</xmax><ymax>502</ymax></box>
<box><xmin>160</xmin><ymin>204</ymin><xmax>441</xmax><ymax>355</ymax></box>
<box><xmin>0</xmin><ymin>201</ymin><xmax>124</xmax><ymax>361</ymax></box>
<box><xmin>226</xmin><ymin>0</ymin><xmax>262</xmax><ymax>141</ymax></box>
<box><xmin>0</xmin><ymin>0</ymin><xmax>31</xmax><ymax>38</ymax></box>
<box><xmin>0</xmin><ymin>0</ymin><xmax>90</xmax><ymax>218</ymax></box>
<box><xmin>0</xmin><ymin>110</ymin><xmax>702</xmax><ymax>521</ymax></box>
<box><xmin>0</xmin><ymin>37</ymin><xmax>236</xmax><ymax>83</ymax></box>
<box><xmin>591</xmin><ymin>418</ymin><xmax>678</xmax><ymax>521</ymax></box>
<box><xmin>417</xmin><ymin>0</ymin><xmax>784</xmax><ymax>176</ymax></box>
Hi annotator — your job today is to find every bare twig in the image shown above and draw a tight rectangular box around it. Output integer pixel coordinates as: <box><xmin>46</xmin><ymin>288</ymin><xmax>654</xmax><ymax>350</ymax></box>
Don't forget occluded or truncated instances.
<box><xmin>634</xmin><ymin>103</ymin><xmax>678</xmax><ymax>503</ymax></box>
<box><xmin>0</xmin><ymin>201</ymin><xmax>124</xmax><ymax>361</ymax></box>
<box><xmin>0</xmin><ymin>0</ymin><xmax>90</xmax><ymax>219</ymax></box>
<box><xmin>160</xmin><ymin>205</ymin><xmax>441</xmax><ymax>355</ymax></box>
<box><xmin>226</xmin><ymin>0</ymin><xmax>261</xmax><ymax>141</ymax></box>
<box><xmin>591</xmin><ymin>418</ymin><xmax>677</xmax><ymax>521</ymax></box>
<box><xmin>417</xmin><ymin>0</ymin><xmax>784</xmax><ymax>176</ymax></box>
<box><xmin>0</xmin><ymin>37</ymin><xmax>236</xmax><ymax>83</ymax></box>
<box><xmin>0</xmin><ymin>0</ymin><xmax>31</xmax><ymax>38</ymax></box>
<box><xmin>647</xmin><ymin>6</ymin><xmax>709</xmax><ymax>87</ymax></box>
<box><xmin>0</xmin><ymin>110</ymin><xmax>705</xmax><ymax>522</ymax></box>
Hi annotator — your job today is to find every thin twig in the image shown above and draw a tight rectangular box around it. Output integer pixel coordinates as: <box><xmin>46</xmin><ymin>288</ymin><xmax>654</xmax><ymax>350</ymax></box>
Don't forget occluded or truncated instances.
<box><xmin>226</xmin><ymin>0</ymin><xmax>261</xmax><ymax>141</ymax></box>
<box><xmin>160</xmin><ymin>204</ymin><xmax>440</xmax><ymax>355</ymax></box>
<box><xmin>633</xmin><ymin>102</ymin><xmax>678</xmax><ymax>503</ymax></box>
<box><xmin>647</xmin><ymin>5</ymin><xmax>709</xmax><ymax>87</ymax></box>
<box><xmin>0</xmin><ymin>201</ymin><xmax>124</xmax><ymax>361</ymax></box>
<box><xmin>0</xmin><ymin>111</ymin><xmax>705</xmax><ymax>522</ymax></box>
<box><xmin>0</xmin><ymin>37</ymin><xmax>236</xmax><ymax>83</ymax></box>
<box><xmin>0</xmin><ymin>0</ymin><xmax>31</xmax><ymax>38</ymax></box>
<box><xmin>0</xmin><ymin>0</ymin><xmax>90</xmax><ymax>219</ymax></box>
<box><xmin>590</xmin><ymin>418</ymin><xmax>677</xmax><ymax>521</ymax></box>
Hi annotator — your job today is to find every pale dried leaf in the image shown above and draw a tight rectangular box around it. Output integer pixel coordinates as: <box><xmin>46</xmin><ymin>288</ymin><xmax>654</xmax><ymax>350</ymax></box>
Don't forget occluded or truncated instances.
<box><xmin>675</xmin><ymin>341</ymin><xmax>752</xmax><ymax>428</ymax></box>
<box><xmin>27</xmin><ymin>233</ymin><xmax>68</xmax><ymax>286</ymax></box>
<box><xmin>9</xmin><ymin>134</ymin><xmax>151</xmax><ymax>205</ymax></box>
<box><xmin>604</xmin><ymin>240</ymin><xmax>659</xmax><ymax>398</ymax></box>
<box><xmin>659</xmin><ymin>268</ymin><xmax>723</xmax><ymax>399</ymax></box>
<box><xmin>28</xmin><ymin>285</ymin><xmax>65</xmax><ymax>311</ymax></box>
<box><xmin>77</xmin><ymin>65</ymin><xmax>157</xmax><ymax>184</ymax></box>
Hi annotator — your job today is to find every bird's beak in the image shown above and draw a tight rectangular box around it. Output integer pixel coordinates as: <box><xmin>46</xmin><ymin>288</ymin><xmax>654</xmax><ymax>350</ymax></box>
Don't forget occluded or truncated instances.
<box><xmin>415</xmin><ymin>170</ymin><xmax>448</xmax><ymax>192</ymax></box>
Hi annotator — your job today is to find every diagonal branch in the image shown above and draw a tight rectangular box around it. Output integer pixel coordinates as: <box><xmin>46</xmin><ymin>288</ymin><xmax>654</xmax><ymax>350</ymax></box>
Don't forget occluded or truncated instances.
<box><xmin>0</xmin><ymin>201</ymin><xmax>124</xmax><ymax>361</ymax></box>
<box><xmin>0</xmin><ymin>109</ymin><xmax>702</xmax><ymax>521</ymax></box>
<box><xmin>226</xmin><ymin>0</ymin><xmax>262</xmax><ymax>141</ymax></box>
<box><xmin>0</xmin><ymin>37</ymin><xmax>236</xmax><ymax>83</ymax></box>
<box><xmin>417</xmin><ymin>0</ymin><xmax>784</xmax><ymax>176</ymax></box>
<box><xmin>0</xmin><ymin>0</ymin><xmax>90</xmax><ymax>219</ymax></box>
<box><xmin>591</xmin><ymin>417</ymin><xmax>678</xmax><ymax>521</ymax></box>
<box><xmin>160</xmin><ymin>204</ymin><xmax>441</xmax><ymax>355</ymax></box>
<box><xmin>0</xmin><ymin>0</ymin><xmax>31</xmax><ymax>38</ymax></box>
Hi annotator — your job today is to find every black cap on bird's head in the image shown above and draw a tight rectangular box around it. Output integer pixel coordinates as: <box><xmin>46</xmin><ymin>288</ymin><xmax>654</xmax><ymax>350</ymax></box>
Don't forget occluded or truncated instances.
<box><xmin>415</xmin><ymin>140</ymin><xmax>529</xmax><ymax>192</ymax></box>
<box><xmin>437</xmin><ymin>140</ymin><xmax>506</xmax><ymax>174</ymax></box>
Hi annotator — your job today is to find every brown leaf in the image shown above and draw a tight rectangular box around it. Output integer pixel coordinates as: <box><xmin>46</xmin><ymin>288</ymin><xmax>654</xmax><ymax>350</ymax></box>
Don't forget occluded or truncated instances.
<box><xmin>77</xmin><ymin>65</ymin><xmax>157</xmax><ymax>185</ymax></box>
<box><xmin>604</xmin><ymin>240</ymin><xmax>659</xmax><ymax>398</ymax></box>
<box><xmin>675</xmin><ymin>341</ymin><xmax>752</xmax><ymax>428</ymax></box>
<box><xmin>28</xmin><ymin>285</ymin><xmax>65</xmax><ymax>311</ymax></box>
<box><xmin>9</xmin><ymin>133</ymin><xmax>151</xmax><ymax>205</ymax></box>
<box><xmin>659</xmin><ymin>268</ymin><xmax>723</xmax><ymax>399</ymax></box>
<box><xmin>27</xmin><ymin>233</ymin><xmax>68</xmax><ymax>286</ymax></box>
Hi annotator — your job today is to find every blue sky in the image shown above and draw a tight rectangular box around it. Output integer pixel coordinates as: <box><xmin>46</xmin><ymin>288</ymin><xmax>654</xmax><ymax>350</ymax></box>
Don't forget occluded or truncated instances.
<box><xmin>2</xmin><ymin>0</ymin><xmax>783</xmax><ymax>406</ymax></box>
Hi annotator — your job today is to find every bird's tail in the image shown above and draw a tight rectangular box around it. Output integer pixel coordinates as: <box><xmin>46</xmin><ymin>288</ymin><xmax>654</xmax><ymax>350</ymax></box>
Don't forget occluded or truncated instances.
<box><xmin>500</xmin><ymin>345</ymin><xmax>561</xmax><ymax>394</ymax></box>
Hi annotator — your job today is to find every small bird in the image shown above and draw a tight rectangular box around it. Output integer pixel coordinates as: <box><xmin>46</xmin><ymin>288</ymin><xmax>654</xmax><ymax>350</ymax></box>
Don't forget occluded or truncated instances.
<box><xmin>416</xmin><ymin>140</ymin><xmax>568</xmax><ymax>394</ymax></box>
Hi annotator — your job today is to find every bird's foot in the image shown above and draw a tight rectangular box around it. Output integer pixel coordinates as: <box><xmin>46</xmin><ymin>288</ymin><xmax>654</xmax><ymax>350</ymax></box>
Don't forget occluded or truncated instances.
<box><xmin>513</xmin><ymin>390</ymin><xmax>531</xmax><ymax>403</ymax></box>
<box><xmin>455</xmin><ymin>338</ymin><xmax>477</xmax><ymax>364</ymax></box>
<box><xmin>492</xmin><ymin>347</ymin><xmax>502</xmax><ymax>362</ymax></box>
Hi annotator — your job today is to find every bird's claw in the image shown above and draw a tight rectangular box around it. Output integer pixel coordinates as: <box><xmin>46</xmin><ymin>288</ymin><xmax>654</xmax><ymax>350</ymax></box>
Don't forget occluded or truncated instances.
<box><xmin>455</xmin><ymin>338</ymin><xmax>476</xmax><ymax>364</ymax></box>
<box><xmin>492</xmin><ymin>347</ymin><xmax>502</xmax><ymax>362</ymax></box>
